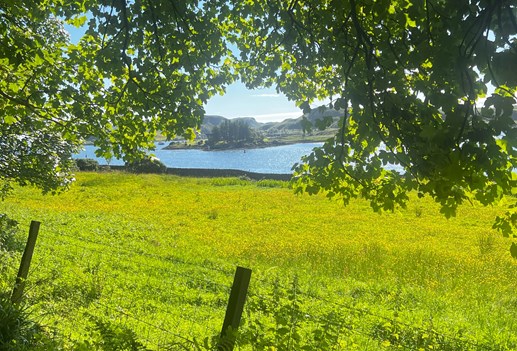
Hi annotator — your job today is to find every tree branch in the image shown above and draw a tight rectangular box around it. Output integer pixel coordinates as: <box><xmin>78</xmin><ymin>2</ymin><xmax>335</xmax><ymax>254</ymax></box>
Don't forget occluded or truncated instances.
<box><xmin>100</xmin><ymin>0</ymin><xmax>116</xmax><ymax>50</ymax></box>
<box><xmin>0</xmin><ymin>89</ymin><xmax>65</xmax><ymax>127</ymax></box>
<box><xmin>146</xmin><ymin>0</ymin><xmax>165</xmax><ymax>60</ymax></box>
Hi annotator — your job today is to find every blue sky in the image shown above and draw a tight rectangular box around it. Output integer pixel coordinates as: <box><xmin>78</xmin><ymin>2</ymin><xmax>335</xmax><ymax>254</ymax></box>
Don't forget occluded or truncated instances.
<box><xmin>204</xmin><ymin>83</ymin><xmax>302</xmax><ymax>122</ymax></box>
<box><xmin>65</xmin><ymin>24</ymin><xmax>302</xmax><ymax>123</ymax></box>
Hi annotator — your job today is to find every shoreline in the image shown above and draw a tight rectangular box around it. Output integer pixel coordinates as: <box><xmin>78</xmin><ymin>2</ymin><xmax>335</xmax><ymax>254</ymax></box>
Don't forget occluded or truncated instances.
<box><xmin>163</xmin><ymin>137</ymin><xmax>328</xmax><ymax>151</ymax></box>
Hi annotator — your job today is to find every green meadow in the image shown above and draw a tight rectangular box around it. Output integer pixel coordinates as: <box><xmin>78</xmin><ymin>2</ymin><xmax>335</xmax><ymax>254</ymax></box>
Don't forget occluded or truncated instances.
<box><xmin>0</xmin><ymin>172</ymin><xmax>516</xmax><ymax>350</ymax></box>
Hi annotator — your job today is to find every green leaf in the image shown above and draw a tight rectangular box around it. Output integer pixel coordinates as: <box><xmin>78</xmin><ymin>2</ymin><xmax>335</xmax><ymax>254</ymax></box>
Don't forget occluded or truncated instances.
<box><xmin>67</xmin><ymin>15</ymin><xmax>88</xmax><ymax>28</ymax></box>
<box><xmin>3</xmin><ymin>115</ymin><xmax>18</xmax><ymax>125</ymax></box>
<box><xmin>405</xmin><ymin>13</ymin><xmax>417</xmax><ymax>28</ymax></box>
<box><xmin>34</xmin><ymin>54</ymin><xmax>44</xmax><ymax>66</ymax></box>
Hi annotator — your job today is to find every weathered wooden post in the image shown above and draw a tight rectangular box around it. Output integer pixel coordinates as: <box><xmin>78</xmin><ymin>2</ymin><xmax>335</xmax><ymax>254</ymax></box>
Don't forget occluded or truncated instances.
<box><xmin>218</xmin><ymin>266</ymin><xmax>252</xmax><ymax>351</ymax></box>
<box><xmin>11</xmin><ymin>220</ymin><xmax>40</xmax><ymax>304</ymax></box>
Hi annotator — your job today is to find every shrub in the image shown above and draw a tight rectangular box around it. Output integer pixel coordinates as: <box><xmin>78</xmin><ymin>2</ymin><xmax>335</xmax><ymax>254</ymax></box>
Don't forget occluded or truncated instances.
<box><xmin>126</xmin><ymin>156</ymin><xmax>167</xmax><ymax>174</ymax></box>
<box><xmin>1</xmin><ymin>294</ymin><xmax>29</xmax><ymax>349</ymax></box>
<box><xmin>75</xmin><ymin>158</ymin><xmax>100</xmax><ymax>171</ymax></box>
<box><xmin>0</xmin><ymin>293</ymin><xmax>60</xmax><ymax>351</ymax></box>
<box><xmin>256</xmin><ymin>179</ymin><xmax>288</xmax><ymax>188</ymax></box>
<box><xmin>0</xmin><ymin>214</ymin><xmax>21</xmax><ymax>252</ymax></box>
<box><xmin>211</xmin><ymin>177</ymin><xmax>250</xmax><ymax>187</ymax></box>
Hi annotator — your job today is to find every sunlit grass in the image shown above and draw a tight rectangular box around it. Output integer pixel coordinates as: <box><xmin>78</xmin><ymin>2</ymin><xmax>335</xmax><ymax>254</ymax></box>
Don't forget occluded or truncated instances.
<box><xmin>1</xmin><ymin>172</ymin><xmax>515</xmax><ymax>349</ymax></box>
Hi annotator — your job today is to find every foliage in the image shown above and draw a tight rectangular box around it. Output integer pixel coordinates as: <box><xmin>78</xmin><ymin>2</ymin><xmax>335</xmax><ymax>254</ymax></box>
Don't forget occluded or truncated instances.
<box><xmin>75</xmin><ymin>158</ymin><xmax>100</xmax><ymax>172</ymax></box>
<box><xmin>240</xmin><ymin>275</ymin><xmax>505</xmax><ymax>351</ymax></box>
<box><xmin>0</xmin><ymin>173</ymin><xmax>515</xmax><ymax>349</ymax></box>
<box><xmin>210</xmin><ymin>177</ymin><xmax>288</xmax><ymax>188</ymax></box>
<box><xmin>240</xmin><ymin>277</ymin><xmax>315</xmax><ymax>351</ymax></box>
<box><xmin>370</xmin><ymin>321</ymin><xmax>496</xmax><ymax>351</ymax></box>
<box><xmin>0</xmin><ymin>214</ymin><xmax>22</xmax><ymax>303</ymax></box>
<box><xmin>0</xmin><ymin>128</ymin><xmax>78</xmax><ymax>199</ymax></box>
<box><xmin>74</xmin><ymin>316</ymin><xmax>148</xmax><ymax>351</ymax></box>
<box><xmin>222</xmin><ymin>0</ymin><xmax>517</xmax><ymax>243</ymax></box>
<box><xmin>0</xmin><ymin>293</ymin><xmax>61</xmax><ymax>351</ymax></box>
<box><xmin>256</xmin><ymin>179</ymin><xmax>289</xmax><ymax>188</ymax></box>
<box><xmin>1</xmin><ymin>0</ymin><xmax>234</xmax><ymax>195</ymax></box>
<box><xmin>211</xmin><ymin>177</ymin><xmax>253</xmax><ymax>187</ymax></box>
<box><xmin>0</xmin><ymin>4</ymin><xmax>80</xmax><ymax>199</ymax></box>
<box><xmin>208</xmin><ymin>119</ymin><xmax>262</xmax><ymax>147</ymax></box>
<box><xmin>0</xmin><ymin>294</ymin><xmax>32</xmax><ymax>350</ymax></box>
<box><xmin>0</xmin><ymin>213</ymin><xmax>21</xmax><ymax>252</ymax></box>
<box><xmin>125</xmin><ymin>156</ymin><xmax>167</xmax><ymax>174</ymax></box>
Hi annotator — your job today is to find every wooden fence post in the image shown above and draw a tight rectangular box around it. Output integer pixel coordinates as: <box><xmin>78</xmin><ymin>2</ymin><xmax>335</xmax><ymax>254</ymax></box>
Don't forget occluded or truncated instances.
<box><xmin>11</xmin><ymin>220</ymin><xmax>40</xmax><ymax>304</ymax></box>
<box><xmin>218</xmin><ymin>266</ymin><xmax>252</xmax><ymax>351</ymax></box>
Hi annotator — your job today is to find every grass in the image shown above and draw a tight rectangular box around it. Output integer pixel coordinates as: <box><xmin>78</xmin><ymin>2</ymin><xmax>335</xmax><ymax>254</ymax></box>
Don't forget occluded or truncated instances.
<box><xmin>0</xmin><ymin>172</ymin><xmax>516</xmax><ymax>350</ymax></box>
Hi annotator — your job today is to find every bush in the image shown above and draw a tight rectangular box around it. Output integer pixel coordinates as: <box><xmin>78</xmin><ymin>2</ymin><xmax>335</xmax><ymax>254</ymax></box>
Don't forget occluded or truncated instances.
<box><xmin>75</xmin><ymin>158</ymin><xmax>100</xmax><ymax>171</ymax></box>
<box><xmin>211</xmin><ymin>177</ymin><xmax>251</xmax><ymax>187</ymax></box>
<box><xmin>257</xmin><ymin>179</ymin><xmax>289</xmax><ymax>188</ymax></box>
<box><xmin>0</xmin><ymin>294</ymin><xmax>31</xmax><ymax>349</ymax></box>
<box><xmin>126</xmin><ymin>156</ymin><xmax>167</xmax><ymax>174</ymax></box>
<box><xmin>0</xmin><ymin>293</ymin><xmax>60</xmax><ymax>351</ymax></box>
<box><xmin>0</xmin><ymin>214</ymin><xmax>21</xmax><ymax>252</ymax></box>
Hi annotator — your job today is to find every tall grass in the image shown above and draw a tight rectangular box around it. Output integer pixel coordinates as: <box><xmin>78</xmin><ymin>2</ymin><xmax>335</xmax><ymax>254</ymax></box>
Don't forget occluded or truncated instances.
<box><xmin>0</xmin><ymin>172</ymin><xmax>515</xmax><ymax>349</ymax></box>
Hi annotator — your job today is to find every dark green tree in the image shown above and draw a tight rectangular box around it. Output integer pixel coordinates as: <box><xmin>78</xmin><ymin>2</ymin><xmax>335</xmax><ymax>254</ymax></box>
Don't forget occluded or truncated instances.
<box><xmin>208</xmin><ymin>125</ymin><xmax>222</xmax><ymax>147</ymax></box>
<box><xmin>207</xmin><ymin>119</ymin><xmax>258</xmax><ymax>146</ymax></box>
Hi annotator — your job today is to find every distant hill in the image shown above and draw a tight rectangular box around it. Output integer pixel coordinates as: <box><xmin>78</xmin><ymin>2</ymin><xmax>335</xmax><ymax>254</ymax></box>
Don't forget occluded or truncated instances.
<box><xmin>201</xmin><ymin>108</ymin><xmax>344</xmax><ymax>136</ymax></box>
<box><xmin>200</xmin><ymin>115</ymin><xmax>227</xmax><ymax>135</ymax></box>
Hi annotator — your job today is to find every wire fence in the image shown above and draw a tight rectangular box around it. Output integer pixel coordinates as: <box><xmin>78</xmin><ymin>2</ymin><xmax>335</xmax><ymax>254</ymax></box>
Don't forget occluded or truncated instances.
<box><xmin>10</xmin><ymin>222</ymin><xmax>509</xmax><ymax>351</ymax></box>
<box><xmin>26</xmin><ymin>228</ymin><xmax>235</xmax><ymax>350</ymax></box>
<box><xmin>243</xmin><ymin>279</ymin><xmax>490</xmax><ymax>351</ymax></box>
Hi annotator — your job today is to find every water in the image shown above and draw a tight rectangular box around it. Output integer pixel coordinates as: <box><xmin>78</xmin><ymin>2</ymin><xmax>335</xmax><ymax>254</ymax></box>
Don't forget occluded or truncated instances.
<box><xmin>74</xmin><ymin>142</ymin><xmax>324</xmax><ymax>174</ymax></box>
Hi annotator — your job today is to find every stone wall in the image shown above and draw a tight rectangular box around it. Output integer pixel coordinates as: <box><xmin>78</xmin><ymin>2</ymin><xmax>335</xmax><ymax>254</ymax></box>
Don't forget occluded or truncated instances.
<box><xmin>102</xmin><ymin>165</ymin><xmax>291</xmax><ymax>181</ymax></box>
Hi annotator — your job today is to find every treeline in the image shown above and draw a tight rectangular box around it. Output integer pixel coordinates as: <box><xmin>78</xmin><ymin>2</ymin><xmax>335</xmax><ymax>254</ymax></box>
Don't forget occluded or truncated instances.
<box><xmin>208</xmin><ymin>120</ymin><xmax>262</xmax><ymax>146</ymax></box>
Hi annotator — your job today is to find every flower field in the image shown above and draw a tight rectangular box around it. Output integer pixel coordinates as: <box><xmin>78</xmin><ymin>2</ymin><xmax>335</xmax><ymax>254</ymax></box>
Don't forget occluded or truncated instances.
<box><xmin>0</xmin><ymin>172</ymin><xmax>515</xmax><ymax>350</ymax></box>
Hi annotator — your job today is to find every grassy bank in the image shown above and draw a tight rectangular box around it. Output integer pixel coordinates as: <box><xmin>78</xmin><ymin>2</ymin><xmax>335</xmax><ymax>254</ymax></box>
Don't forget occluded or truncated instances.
<box><xmin>0</xmin><ymin>172</ymin><xmax>515</xmax><ymax>350</ymax></box>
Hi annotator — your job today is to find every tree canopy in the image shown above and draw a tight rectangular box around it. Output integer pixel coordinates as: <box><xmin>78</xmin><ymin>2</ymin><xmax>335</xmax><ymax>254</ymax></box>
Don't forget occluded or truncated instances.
<box><xmin>1</xmin><ymin>0</ymin><xmax>235</xmax><ymax>196</ymax></box>
<box><xmin>1</xmin><ymin>1</ymin><xmax>516</xmax><ymax>247</ymax></box>
<box><xmin>226</xmin><ymin>0</ymin><xmax>517</xmax><ymax>245</ymax></box>
<box><xmin>208</xmin><ymin>119</ymin><xmax>260</xmax><ymax>147</ymax></box>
